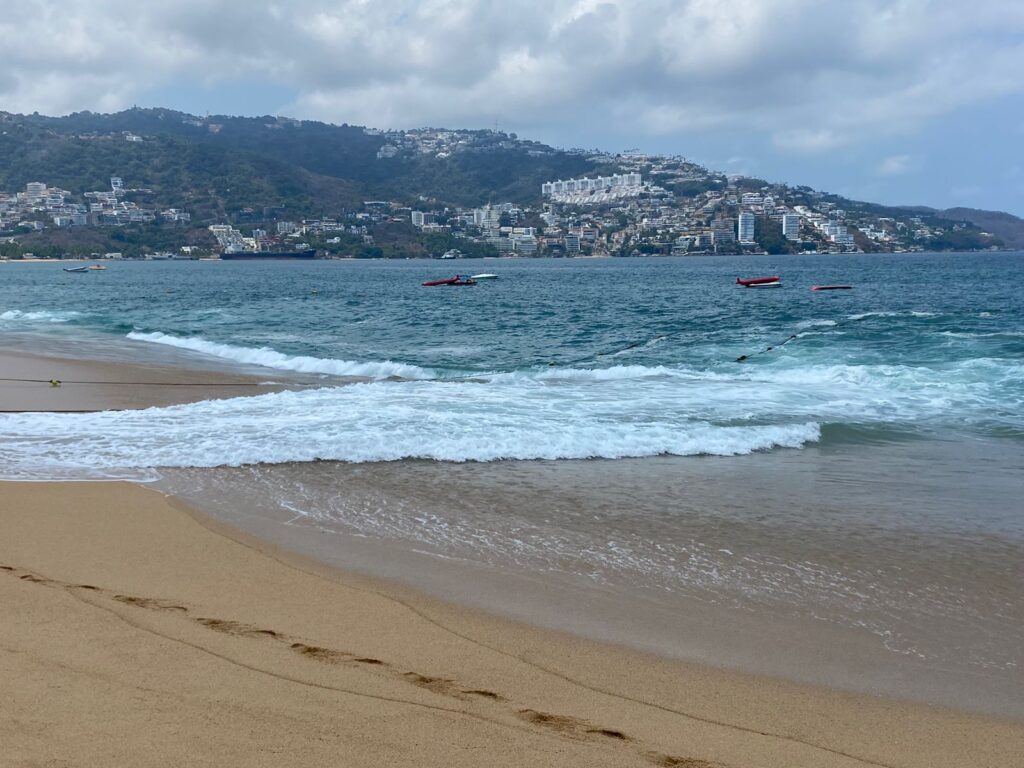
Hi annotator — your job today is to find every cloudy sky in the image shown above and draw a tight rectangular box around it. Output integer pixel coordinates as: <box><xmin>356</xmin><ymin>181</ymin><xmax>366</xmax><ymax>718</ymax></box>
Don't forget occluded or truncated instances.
<box><xmin>2</xmin><ymin>0</ymin><xmax>1022</xmax><ymax>214</ymax></box>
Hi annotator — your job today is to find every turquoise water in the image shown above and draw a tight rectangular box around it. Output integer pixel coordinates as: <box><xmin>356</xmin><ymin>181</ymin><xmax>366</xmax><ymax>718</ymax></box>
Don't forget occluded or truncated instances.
<box><xmin>1</xmin><ymin>253</ymin><xmax>1023</xmax><ymax>468</ymax></box>
<box><xmin>2</xmin><ymin>253</ymin><xmax>1023</xmax><ymax>714</ymax></box>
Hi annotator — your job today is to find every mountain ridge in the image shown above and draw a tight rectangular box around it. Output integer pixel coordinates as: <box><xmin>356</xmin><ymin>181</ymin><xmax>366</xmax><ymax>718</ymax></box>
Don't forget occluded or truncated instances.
<box><xmin>0</xmin><ymin>108</ymin><xmax>1019</xmax><ymax>257</ymax></box>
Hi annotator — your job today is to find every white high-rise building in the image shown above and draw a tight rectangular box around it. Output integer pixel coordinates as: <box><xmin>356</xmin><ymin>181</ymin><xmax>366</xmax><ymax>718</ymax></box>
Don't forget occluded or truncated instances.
<box><xmin>737</xmin><ymin>212</ymin><xmax>755</xmax><ymax>243</ymax></box>
<box><xmin>484</xmin><ymin>207</ymin><xmax>502</xmax><ymax>230</ymax></box>
<box><xmin>511</xmin><ymin>235</ymin><xmax>538</xmax><ymax>255</ymax></box>
<box><xmin>541</xmin><ymin>173</ymin><xmax>643</xmax><ymax>197</ymax></box>
<box><xmin>411</xmin><ymin>210</ymin><xmax>425</xmax><ymax>227</ymax></box>
<box><xmin>782</xmin><ymin>214</ymin><xmax>801</xmax><ymax>241</ymax></box>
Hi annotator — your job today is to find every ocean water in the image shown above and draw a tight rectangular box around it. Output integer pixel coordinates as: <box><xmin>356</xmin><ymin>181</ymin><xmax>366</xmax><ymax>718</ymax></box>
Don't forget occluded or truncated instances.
<box><xmin>2</xmin><ymin>254</ymin><xmax>1022</xmax><ymax>714</ymax></box>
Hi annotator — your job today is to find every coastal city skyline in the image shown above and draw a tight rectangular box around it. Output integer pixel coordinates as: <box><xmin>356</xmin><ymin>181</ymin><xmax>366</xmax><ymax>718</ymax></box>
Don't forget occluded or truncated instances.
<box><xmin>2</xmin><ymin>116</ymin><xmax>1004</xmax><ymax>261</ymax></box>
<box><xmin>1</xmin><ymin>0</ymin><xmax>1022</xmax><ymax>215</ymax></box>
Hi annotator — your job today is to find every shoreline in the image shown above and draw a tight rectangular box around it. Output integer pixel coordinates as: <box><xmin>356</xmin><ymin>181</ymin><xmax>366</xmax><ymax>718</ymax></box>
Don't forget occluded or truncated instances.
<box><xmin>2</xmin><ymin>479</ymin><xmax>1022</xmax><ymax>767</ymax></box>
<box><xmin>157</xmin><ymin>453</ymin><xmax>1024</xmax><ymax>720</ymax></box>
<box><xmin>0</xmin><ymin>346</ymin><xmax>348</xmax><ymax>412</ymax></box>
<box><xmin>2</xmin><ymin>340</ymin><xmax>1023</xmax><ymax>763</ymax></box>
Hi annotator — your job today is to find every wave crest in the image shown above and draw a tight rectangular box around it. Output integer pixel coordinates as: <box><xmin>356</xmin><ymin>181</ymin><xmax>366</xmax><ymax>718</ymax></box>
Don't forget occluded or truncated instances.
<box><xmin>127</xmin><ymin>331</ymin><xmax>436</xmax><ymax>380</ymax></box>
<box><xmin>1</xmin><ymin>309</ymin><xmax>82</xmax><ymax>323</ymax></box>
<box><xmin>0</xmin><ymin>381</ymin><xmax>822</xmax><ymax>476</ymax></box>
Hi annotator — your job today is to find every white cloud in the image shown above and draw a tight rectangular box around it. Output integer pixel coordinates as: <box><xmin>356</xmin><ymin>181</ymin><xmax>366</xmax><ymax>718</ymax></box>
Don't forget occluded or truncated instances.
<box><xmin>877</xmin><ymin>155</ymin><xmax>912</xmax><ymax>176</ymax></box>
<box><xmin>0</xmin><ymin>0</ymin><xmax>1022</xmax><ymax>154</ymax></box>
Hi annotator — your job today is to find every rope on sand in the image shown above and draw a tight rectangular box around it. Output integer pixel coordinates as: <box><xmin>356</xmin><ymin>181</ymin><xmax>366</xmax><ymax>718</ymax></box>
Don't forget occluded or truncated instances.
<box><xmin>0</xmin><ymin>376</ymin><xmax>291</xmax><ymax>387</ymax></box>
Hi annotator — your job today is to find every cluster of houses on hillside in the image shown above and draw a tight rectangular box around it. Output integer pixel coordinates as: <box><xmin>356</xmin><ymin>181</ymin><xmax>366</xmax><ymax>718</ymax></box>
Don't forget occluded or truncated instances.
<box><xmin>0</xmin><ymin>178</ymin><xmax>189</xmax><ymax>232</ymax></box>
<box><xmin>0</xmin><ymin>121</ymin><xmax>996</xmax><ymax>258</ymax></box>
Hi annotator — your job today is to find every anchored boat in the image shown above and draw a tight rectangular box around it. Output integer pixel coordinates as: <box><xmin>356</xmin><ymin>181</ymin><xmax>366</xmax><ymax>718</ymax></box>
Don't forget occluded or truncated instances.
<box><xmin>419</xmin><ymin>276</ymin><xmax>475</xmax><ymax>288</ymax></box>
<box><xmin>736</xmin><ymin>276</ymin><xmax>781</xmax><ymax>288</ymax></box>
<box><xmin>220</xmin><ymin>249</ymin><xmax>317</xmax><ymax>260</ymax></box>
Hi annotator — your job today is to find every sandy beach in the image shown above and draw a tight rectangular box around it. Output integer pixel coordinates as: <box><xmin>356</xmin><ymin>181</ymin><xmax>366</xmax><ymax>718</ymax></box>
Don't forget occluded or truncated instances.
<box><xmin>2</xmin><ymin>346</ymin><xmax>1023</xmax><ymax>766</ymax></box>
<box><xmin>3</xmin><ymin>480</ymin><xmax>1023</xmax><ymax>768</ymax></box>
<box><xmin>0</xmin><ymin>349</ymin><xmax>310</xmax><ymax>412</ymax></box>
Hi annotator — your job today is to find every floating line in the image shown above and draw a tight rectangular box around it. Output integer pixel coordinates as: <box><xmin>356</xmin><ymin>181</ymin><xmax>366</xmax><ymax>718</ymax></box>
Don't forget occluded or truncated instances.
<box><xmin>735</xmin><ymin>315</ymin><xmax>870</xmax><ymax>362</ymax></box>
<box><xmin>0</xmin><ymin>377</ymin><xmax>296</xmax><ymax>387</ymax></box>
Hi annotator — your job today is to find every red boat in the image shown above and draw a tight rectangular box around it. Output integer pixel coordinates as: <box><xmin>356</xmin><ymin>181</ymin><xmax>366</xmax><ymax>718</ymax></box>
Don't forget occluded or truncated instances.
<box><xmin>422</xmin><ymin>275</ymin><xmax>477</xmax><ymax>287</ymax></box>
<box><xmin>811</xmin><ymin>285</ymin><xmax>853</xmax><ymax>291</ymax></box>
<box><xmin>736</xmin><ymin>276</ymin><xmax>781</xmax><ymax>287</ymax></box>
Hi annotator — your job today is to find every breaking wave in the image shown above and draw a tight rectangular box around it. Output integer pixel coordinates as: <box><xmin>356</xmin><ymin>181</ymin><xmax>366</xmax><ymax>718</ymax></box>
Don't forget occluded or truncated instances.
<box><xmin>0</xmin><ymin>380</ymin><xmax>823</xmax><ymax>477</ymax></box>
<box><xmin>127</xmin><ymin>331</ymin><xmax>436</xmax><ymax>380</ymax></box>
<box><xmin>0</xmin><ymin>309</ymin><xmax>82</xmax><ymax>323</ymax></box>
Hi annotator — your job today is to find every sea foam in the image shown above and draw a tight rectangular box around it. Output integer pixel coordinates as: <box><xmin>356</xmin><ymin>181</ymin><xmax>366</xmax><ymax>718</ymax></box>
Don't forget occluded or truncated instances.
<box><xmin>1</xmin><ymin>309</ymin><xmax>82</xmax><ymax>323</ymax></box>
<box><xmin>127</xmin><ymin>331</ymin><xmax>436</xmax><ymax>380</ymax></box>
<box><xmin>0</xmin><ymin>377</ymin><xmax>823</xmax><ymax>477</ymax></box>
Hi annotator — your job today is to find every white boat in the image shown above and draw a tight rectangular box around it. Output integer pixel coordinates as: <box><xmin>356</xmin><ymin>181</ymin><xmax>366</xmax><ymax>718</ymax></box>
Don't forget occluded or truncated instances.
<box><xmin>470</xmin><ymin>273</ymin><xmax>498</xmax><ymax>280</ymax></box>
<box><xmin>87</xmin><ymin>264</ymin><xmax>106</xmax><ymax>270</ymax></box>
<box><xmin>62</xmin><ymin>265</ymin><xmax>89</xmax><ymax>273</ymax></box>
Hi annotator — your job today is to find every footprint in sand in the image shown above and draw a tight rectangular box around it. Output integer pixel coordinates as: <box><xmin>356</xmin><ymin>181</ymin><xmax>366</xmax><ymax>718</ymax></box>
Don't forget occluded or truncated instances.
<box><xmin>462</xmin><ymin>689</ymin><xmax>506</xmax><ymax>701</ymax></box>
<box><xmin>113</xmin><ymin>594</ymin><xmax>188</xmax><ymax>612</ymax></box>
<box><xmin>403</xmin><ymin>672</ymin><xmax>466</xmax><ymax>698</ymax></box>
<box><xmin>518</xmin><ymin>709</ymin><xmax>631</xmax><ymax>742</ymax></box>
<box><xmin>194</xmin><ymin>617</ymin><xmax>280</xmax><ymax>637</ymax></box>
<box><xmin>648</xmin><ymin>754</ymin><xmax>719</xmax><ymax>768</ymax></box>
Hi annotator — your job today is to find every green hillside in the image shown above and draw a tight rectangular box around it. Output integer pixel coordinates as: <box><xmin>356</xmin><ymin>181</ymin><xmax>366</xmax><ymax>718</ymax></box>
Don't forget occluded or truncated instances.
<box><xmin>0</xmin><ymin>109</ymin><xmax>601</xmax><ymax>212</ymax></box>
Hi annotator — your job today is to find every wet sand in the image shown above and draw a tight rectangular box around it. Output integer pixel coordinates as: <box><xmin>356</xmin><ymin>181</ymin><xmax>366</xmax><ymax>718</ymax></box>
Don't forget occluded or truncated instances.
<box><xmin>155</xmin><ymin>452</ymin><xmax>1024</xmax><ymax>719</ymax></box>
<box><xmin>0</xmin><ymin>348</ymin><xmax>327</xmax><ymax>411</ymax></box>
<box><xmin>3</xmin><ymin>480</ymin><xmax>1023</xmax><ymax>768</ymax></box>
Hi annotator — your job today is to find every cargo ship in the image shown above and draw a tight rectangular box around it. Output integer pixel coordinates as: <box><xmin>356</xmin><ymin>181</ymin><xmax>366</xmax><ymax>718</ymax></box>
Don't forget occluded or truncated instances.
<box><xmin>220</xmin><ymin>249</ymin><xmax>317</xmax><ymax>260</ymax></box>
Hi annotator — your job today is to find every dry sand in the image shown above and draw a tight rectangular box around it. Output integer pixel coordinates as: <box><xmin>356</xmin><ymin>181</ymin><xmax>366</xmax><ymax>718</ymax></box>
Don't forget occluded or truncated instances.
<box><xmin>2</xmin><ymin>481</ymin><xmax>1022</xmax><ymax>768</ymax></box>
<box><xmin>0</xmin><ymin>349</ymin><xmax>320</xmax><ymax>411</ymax></box>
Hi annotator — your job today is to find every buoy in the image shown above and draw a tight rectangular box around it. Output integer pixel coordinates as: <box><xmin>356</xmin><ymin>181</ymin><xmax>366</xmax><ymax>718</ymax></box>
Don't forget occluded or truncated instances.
<box><xmin>49</xmin><ymin>379</ymin><xmax>61</xmax><ymax>387</ymax></box>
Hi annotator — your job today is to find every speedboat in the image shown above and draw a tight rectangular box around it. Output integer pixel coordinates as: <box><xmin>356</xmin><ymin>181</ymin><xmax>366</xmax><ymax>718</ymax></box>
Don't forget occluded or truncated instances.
<box><xmin>88</xmin><ymin>264</ymin><xmax>106</xmax><ymax>270</ymax></box>
<box><xmin>422</xmin><ymin>275</ymin><xmax>477</xmax><ymax>287</ymax></box>
<box><xmin>736</xmin><ymin>275</ymin><xmax>781</xmax><ymax>287</ymax></box>
<box><xmin>62</xmin><ymin>265</ymin><xmax>89</xmax><ymax>273</ymax></box>
<box><xmin>469</xmin><ymin>273</ymin><xmax>498</xmax><ymax>280</ymax></box>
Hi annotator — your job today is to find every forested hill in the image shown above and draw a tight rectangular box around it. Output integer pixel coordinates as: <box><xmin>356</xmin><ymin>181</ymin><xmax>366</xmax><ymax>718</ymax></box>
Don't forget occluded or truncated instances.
<box><xmin>0</xmin><ymin>108</ymin><xmax>603</xmax><ymax>216</ymax></box>
<box><xmin>936</xmin><ymin>208</ymin><xmax>1024</xmax><ymax>249</ymax></box>
<box><xmin>1</xmin><ymin>108</ymin><xmax>1019</xmax><ymax>255</ymax></box>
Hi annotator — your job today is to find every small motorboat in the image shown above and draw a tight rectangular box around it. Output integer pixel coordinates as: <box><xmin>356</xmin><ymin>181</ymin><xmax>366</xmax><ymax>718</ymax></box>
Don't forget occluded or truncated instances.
<box><xmin>736</xmin><ymin>275</ymin><xmax>781</xmax><ymax>287</ymax></box>
<box><xmin>811</xmin><ymin>285</ymin><xmax>853</xmax><ymax>291</ymax></box>
<box><xmin>87</xmin><ymin>264</ymin><xmax>106</xmax><ymax>270</ymax></box>
<box><xmin>422</xmin><ymin>275</ymin><xmax>477</xmax><ymax>287</ymax></box>
<box><xmin>469</xmin><ymin>273</ymin><xmax>497</xmax><ymax>280</ymax></box>
<box><xmin>63</xmin><ymin>265</ymin><xmax>89</xmax><ymax>273</ymax></box>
